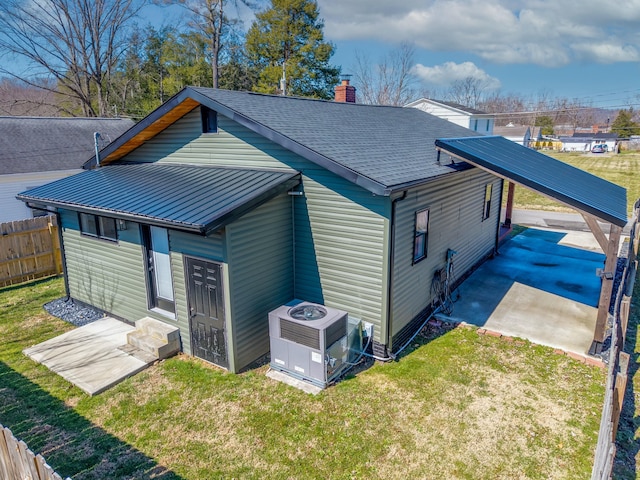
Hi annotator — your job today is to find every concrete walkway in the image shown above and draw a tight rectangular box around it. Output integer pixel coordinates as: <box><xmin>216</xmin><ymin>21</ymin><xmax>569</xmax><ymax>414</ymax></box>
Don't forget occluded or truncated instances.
<box><xmin>438</xmin><ymin>226</ymin><xmax>608</xmax><ymax>355</ymax></box>
<box><xmin>511</xmin><ymin>208</ymin><xmax>632</xmax><ymax>236</ymax></box>
<box><xmin>24</xmin><ymin>317</ymin><xmax>153</xmax><ymax>395</ymax></box>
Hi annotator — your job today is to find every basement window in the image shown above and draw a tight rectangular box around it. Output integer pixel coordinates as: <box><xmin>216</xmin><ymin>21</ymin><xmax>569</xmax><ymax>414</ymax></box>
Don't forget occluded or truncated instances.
<box><xmin>413</xmin><ymin>208</ymin><xmax>429</xmax><ymax>264</ymax></box>
<box><xmin>201</xmin><ymin>106</ymin><xmax>218</xmax><ymax>133</ymax></box>
<box><xmin>482</xmin><ymin>183</ymin><xmax>492</xmax><ymax>220</ymax></box>
<box><xmin>79</xmin><ymin>213</ymin><xmax>118</xmax><ymax>242</ymax></box>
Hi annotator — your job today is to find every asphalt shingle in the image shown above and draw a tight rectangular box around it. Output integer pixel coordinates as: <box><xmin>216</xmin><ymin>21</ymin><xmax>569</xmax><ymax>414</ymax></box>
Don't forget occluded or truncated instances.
<box><xmin>0</xmin><ymin>117</ymin><xmax>134</xmax><ymax>174</ymax></box>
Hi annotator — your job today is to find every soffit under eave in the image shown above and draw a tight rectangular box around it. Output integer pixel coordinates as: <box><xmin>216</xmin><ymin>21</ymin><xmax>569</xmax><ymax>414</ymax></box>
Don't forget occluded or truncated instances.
<box><xmin>98</xmin><ymin>98</ymin><xmax>201</xmax><ymax>165</ymax></box>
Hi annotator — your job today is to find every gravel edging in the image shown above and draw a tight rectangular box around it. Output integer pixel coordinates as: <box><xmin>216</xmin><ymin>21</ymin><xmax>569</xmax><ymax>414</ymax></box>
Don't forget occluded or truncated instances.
<box><xmin>44</xmin><ymin>297</ymin><xmax>105</xmax><ymax>327</ymax></box>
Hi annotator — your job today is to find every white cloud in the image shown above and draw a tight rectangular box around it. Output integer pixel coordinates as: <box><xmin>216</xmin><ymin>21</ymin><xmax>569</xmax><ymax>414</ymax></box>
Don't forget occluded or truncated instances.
<box><xmin>413</xmin><ymin>61</ymin><xmax>501</xmax><ymax>89</ymax></box>
<box><xmin>317</xmin><ymin>0</ymin><xmax>640</xmax><ymax>66</ymax></box>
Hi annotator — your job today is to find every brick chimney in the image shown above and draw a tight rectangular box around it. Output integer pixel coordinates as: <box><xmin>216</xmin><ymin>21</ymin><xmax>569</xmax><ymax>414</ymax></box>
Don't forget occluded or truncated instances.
<box><xmin>592</xmin><ymin>124</ymin><xmax>600</xmax><ymax>133</ymax></box>
<box><xmin>334</xmin><ymin>75</ymin><xmax>356</xmax><ymax>103</ymax></box>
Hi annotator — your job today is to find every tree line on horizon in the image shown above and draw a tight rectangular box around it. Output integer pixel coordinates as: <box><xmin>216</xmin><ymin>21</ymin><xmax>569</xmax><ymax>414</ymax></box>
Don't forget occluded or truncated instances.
<box><xmin>0</xmin><ymin>0</ymin><xmax>639</xmax><ymax>138</ymax></box>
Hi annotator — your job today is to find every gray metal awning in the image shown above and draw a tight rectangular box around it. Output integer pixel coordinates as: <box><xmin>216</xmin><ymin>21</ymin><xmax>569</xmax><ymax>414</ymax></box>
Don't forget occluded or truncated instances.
<box><xmin>435</xmin><ymin>136</ymin><xmax>628</xmax><ymax>227</ymax></box>
<box><xmin>17</xmin><ymin>163</ymin><xmax>301</xmax><ymax>234</ymax></box>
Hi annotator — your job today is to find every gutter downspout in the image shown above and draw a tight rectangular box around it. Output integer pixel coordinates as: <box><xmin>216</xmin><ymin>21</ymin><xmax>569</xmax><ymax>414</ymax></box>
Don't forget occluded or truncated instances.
<box><xmin>288</xmin><ymin>189</ymin><xmax>304</xmax><ymax>294</ymax></box>
<box><xmin>55</xmin><ymin>211</ymin><xmax>71</xmax><ymax>300</ymax></box>
<box><xmin>385</xmin><ymin>190</ymin><xmax>408</xmax><ymax>354</ymax></box>
<box><xmin>495</xmin><ymin>179</ymin><xmax>505</xmax><ymax>252</ymax></box>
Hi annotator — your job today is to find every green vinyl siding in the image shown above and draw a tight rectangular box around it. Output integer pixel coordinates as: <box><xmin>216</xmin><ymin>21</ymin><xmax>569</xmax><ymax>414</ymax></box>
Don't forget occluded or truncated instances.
<box><xmin>125</xmin><ymin>110</ymin><xmax>292</xmax><ymax>169</ymax></box>
<box><xmin>225</xmin><ymin>193</ymin><xmax>293</xmax><ymax>372</ymax></box>
<box><xmin>61</xmin><ymin>209</ymin><xmax>224</xmax><ymax>354</ymax></box>
<box><xmin>168</xmin><ymin>229</ymin><xmax>225</xmax><ymax>357</ymax></box>
<box><xmin>61</xmin><ymin>210</ymin><xmax>149</xmax><ymax>321</ymax></box>
<box><xmin>390</xmin><ymin>170</ymin><xmax>501</xmax><ymax>342</ymax></box>
<box><xmin>293</xmin><ymin>171</ymin><xmax>389</xmax><ymax>342</ymax></box>
<box><xmin>122</xmin><ymin>108</ymin><xmax>390</xmax><ymax>343</ymax></box>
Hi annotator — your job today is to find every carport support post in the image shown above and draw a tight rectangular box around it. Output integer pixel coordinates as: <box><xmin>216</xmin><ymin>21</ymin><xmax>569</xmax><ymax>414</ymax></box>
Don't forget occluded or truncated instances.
<box><xmin>590</xmin><ymin>224</ymin><xmax>622</xmax><ymax>354</ymax></box>
<box><xmin>504</xmin><ymin>182</ymin><xmax>515</xmax><ymax>227</ymax></box>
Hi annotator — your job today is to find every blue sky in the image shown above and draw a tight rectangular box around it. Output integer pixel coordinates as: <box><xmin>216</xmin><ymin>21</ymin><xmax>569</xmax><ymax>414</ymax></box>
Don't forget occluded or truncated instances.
<box><xmin>143</xmin><ymin>0</ymin><xmax>640</xmax><ymax>110</ymax></box>
<box><xmin>3</xmin><ymin>0</ymin><xmax>638</xmax><ymax>110</ymax></box>
<box><xmin>315</xmin><ymin>0</ymin><xmax>640</xmax><ymax>109</ymax></box>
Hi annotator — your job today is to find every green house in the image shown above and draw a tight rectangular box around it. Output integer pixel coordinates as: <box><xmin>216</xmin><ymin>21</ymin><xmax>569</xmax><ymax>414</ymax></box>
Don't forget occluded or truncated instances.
<box><xmin>15</xmin><ymin>87</ymin><xmax>533</xmax><ymax>372</ymax></box>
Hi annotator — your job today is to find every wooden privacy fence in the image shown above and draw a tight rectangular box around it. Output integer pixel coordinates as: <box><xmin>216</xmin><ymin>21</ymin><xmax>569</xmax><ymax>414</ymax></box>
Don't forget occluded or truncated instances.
<box><xmin>591</xmin><ymin>199</ymin><xmax>640</xmax><ymax>480</ymax></box>
<box><xmin>0</xmin><ymin>216</ymin><xmax>62</xmax><ymax>288</ymax></box>
<box><xmin>0</xmin><ymin>423</ymin><xmax>70</xmax><ymax>480</ymax></box>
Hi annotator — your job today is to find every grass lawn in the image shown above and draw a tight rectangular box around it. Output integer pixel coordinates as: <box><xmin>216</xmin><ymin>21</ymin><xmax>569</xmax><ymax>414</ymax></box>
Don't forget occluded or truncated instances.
<box><xmin>1</xmin><ymin>277</ymin><xmax>606</xmax><ymax>479</ymax></box>
<box><xmin>509</xmin><ymin>151</ymin><xmax>640</xmax><ymax>214</ymax></box>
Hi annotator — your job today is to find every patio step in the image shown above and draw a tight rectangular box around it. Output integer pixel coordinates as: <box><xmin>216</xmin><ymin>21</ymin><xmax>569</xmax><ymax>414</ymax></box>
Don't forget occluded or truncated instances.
<box><xmin>135</xmin><ymin>316</ymin><xmax>181</xmax><ymax>343</ymax></box>
<box><xmin>126</xmin><ymin>317</ymin><xmax>180</xmax><ymax>360</ymax></box>
<box><xmin>118</xmin><ymin>343</ymin><xmax>158</xmax><ymax>364</ymax></box>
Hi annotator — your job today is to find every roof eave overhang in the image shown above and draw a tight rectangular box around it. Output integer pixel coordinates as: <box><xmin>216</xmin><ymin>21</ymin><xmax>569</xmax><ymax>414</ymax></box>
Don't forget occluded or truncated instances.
<box><xmin>82</xmin><ymin>90</ymin><xmax>201</xmax><ymax>169</ymax></box>
<box><xmin>17</xmin><ymin>173</ymin><xmax>302</xmax><ymax>235</ymax></box>
<box><xmin>17</xmin><ymin>194</ymin><xmax>205</xmax><ymax>232</ymax></box>
<box><xmin>434</xmin><ymin>138</ymin><xmax>627</xmax><ymax>227</ymax></box>
<box><xmin>384</xmin><ymin>163</ymin><xmax>474</xmax><ymax>195</ymax></box>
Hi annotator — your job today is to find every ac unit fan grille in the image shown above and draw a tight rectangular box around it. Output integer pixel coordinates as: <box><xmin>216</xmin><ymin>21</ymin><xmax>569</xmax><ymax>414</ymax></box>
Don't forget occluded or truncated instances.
<box><xmin>279</xmin><ymin>318</ymin><xmax>320</xmax><ymax>349</ymax></box>
<box><xmin>325</xmin><ymin>316</ymin><xmax>347</xmax><ymax>347</ymax></box>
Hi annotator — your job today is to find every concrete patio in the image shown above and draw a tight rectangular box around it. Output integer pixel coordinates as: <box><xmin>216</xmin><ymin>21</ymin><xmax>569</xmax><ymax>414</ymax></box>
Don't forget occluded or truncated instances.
<box><xmin>437</xmin><ymin>226</ymin><xmax>612</xmax><ymax>356</ymax></box>
<box><xmin>23</xmin><ymin>317</ymin><xmax>155</xmax><ymax>395</ymax></box>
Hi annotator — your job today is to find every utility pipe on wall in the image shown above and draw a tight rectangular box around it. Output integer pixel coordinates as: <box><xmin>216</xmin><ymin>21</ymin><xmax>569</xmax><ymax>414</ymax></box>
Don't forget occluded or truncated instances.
<box><xmin>94</xmin><ymin>132</ymin><xmax>101</xmax><ymax>167</ymax></box>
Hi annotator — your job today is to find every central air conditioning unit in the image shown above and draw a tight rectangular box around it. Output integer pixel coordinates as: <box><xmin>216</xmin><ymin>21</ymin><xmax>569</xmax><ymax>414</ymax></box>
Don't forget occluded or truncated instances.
<box><xmin>269</xmin><ymin>301</ymin><xmax>361</xmax><ymax>389</ymax></box>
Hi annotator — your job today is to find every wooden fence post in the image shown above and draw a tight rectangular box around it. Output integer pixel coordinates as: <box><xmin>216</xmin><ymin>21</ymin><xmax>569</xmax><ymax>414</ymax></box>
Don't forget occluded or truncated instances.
<box><xmin>612</xmin><ymin>352</ymin><xmax>630</xmax><ymax>440</ymax></box>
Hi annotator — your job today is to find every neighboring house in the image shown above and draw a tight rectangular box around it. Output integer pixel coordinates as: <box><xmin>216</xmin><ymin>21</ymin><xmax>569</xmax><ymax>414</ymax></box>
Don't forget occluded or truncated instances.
<box><xmin>493</xmin><ymin>124</ymin><xmax>542</xmax><ymax>147</ymax></box>
<box><xmin>405</xmin><ymin>98</ymin><xmax>495</xmax><ymax>135</ymax></box>
<box><xmin>0</xmin><ymin>117</ymin><xmax>134</xmax><ymax>223</ymax></box>
<box><xmin>560</xmin><ymin>132</ymin><xmax>618</xmax><ymax>152</ymax></box>
<box><xmin>18</xmin><ymin>87</ymin><xmax>627</xmax><ymax>373</ymax></box>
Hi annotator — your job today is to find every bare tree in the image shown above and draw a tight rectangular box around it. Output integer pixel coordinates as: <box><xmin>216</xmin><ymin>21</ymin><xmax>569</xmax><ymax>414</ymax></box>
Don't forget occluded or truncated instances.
<box><xmin>551</xmin><ymin>98</ymin><xmax>595</xmax><ymax>133</ymax></box>
<box><xmin>353</xmin><ymin>43</ymin><xmax>418</xmax><ymax>106</ymax></box>
<box><xmin>0</xmin><ymin>77</ymin><xmax>61</xmax><ymax>116</ymax></box>
<box><xmin>0</xmin><ymin>0</ymin><xmax>143</xmax><ymax>117</ymax></box>
<box><xmin>159</xmin><ymin>0</ymin><xmax>256</xmax><ymax>89</ymax></box>
<box><xmin>445</xmin><ymin>76</ymin><xmax>489</xmax><ymax>109</ymax></box>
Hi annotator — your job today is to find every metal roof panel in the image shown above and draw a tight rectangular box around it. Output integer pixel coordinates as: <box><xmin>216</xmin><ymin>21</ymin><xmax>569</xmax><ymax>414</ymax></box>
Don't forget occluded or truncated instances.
<box><xmin>435</xmin><ymin>136</ymin><xmax>628</xmax><ymax>226</ymax></box>
<box><xmin>17</xmin><ymin>163</ymin><xmax>300</xmax><ymax>233</ymax></box>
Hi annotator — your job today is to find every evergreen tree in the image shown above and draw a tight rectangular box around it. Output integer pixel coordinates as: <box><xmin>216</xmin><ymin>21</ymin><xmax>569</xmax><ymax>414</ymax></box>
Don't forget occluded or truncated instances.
<box><xmin>245</xmin><ymin>0</ymin><xmax>340</xmax><ymax>99</ymax></box>
<box><xmin>611</xmin><ymin>108</ymin><xmax>640</xmax><ymax>139</ymax></box>
<box><xmin>535</xmin><ymin>115</ymin><xmax>555</xmax><ymax>136</ymax></box>
<box><xmin>218</xmin><ymin>30</ymin><xmax>258</xmax><ymax>91</ymax></box>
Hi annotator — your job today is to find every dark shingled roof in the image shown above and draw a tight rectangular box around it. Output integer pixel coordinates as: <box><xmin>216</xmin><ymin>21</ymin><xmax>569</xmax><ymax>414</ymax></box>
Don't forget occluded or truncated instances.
<box><xmin>17</xmin><ymin>163</ymin><xmax>300</xmax><ymax>234</ymax></box>
<box><xmin>0</xmin><ymin>116</ymin><xmax>134</xmax><ymax>174</ymax></box>
<box><xmin>90</xmin><ymin>87</ymin><xmax>479</xmax><ymax>195</ymax></box>
<box><xmin>189</xmin><ymin>88</ymin><xmax>484</xmax><ymax>193</ymax></box>
<box><xmin>436</xmin><ymin>136</ymin><xmax>628</xmax><ymax>226</ymax></box>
